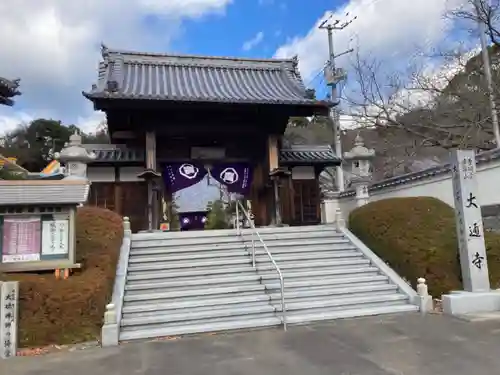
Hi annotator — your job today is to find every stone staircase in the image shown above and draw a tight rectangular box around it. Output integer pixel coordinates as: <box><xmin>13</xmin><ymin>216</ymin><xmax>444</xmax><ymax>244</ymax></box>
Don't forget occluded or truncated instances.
<box><xmin>117</xmin><ymin>225</ymin><xmax>418</xmax><ymax>342</ymax></box>
<box><xmin>240</xmin><ymin>225</ymin><xmax>419</xmax><ymax>325</ymax></box>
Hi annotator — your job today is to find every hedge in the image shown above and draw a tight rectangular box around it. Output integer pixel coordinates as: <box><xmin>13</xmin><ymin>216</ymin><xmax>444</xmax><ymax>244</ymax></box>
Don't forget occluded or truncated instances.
<box><xmin>3</xmin><ymin>207</ymin><xmax>123</xmax><ymax>348</ymax></box>
<box><xmin>349</xmin><ymin>197</ymin><xmax>500</xmax><ymax>297</ymax></box>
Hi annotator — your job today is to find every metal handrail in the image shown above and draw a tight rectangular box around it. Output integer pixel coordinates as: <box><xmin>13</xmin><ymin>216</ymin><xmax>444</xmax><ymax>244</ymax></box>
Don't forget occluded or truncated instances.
<box><xmin>235</xmin><ymin>200</ymin><xmax>287</xmax><ymax>330</ymax></box>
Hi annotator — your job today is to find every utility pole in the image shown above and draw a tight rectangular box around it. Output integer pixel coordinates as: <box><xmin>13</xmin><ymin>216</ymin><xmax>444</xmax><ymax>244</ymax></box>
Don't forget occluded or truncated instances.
<box><xmin>474</xmin><ymin>0</ymin><xmax>500</xmax><ymax>147</ymax></box>
<box><xmin>319</xmin><ymin>14</ymin><xmax>355</xmax><ymax>192</ymax></box>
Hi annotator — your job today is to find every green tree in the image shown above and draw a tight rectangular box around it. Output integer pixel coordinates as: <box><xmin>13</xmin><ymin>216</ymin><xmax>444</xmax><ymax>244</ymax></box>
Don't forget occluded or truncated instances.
<box><xmin>205</xmin><ymin>200</ymin><xmax>229</xmax><ymax>230</ymax></box>
<box><xmin>1</xmin><ymin>119</ymin><xmax>79</xmax><ymax>171</ymax></box>
<box><xmin>0</xmin><ymin>168</ymin><xmax>25</xmax><ymax>180</ymax></box>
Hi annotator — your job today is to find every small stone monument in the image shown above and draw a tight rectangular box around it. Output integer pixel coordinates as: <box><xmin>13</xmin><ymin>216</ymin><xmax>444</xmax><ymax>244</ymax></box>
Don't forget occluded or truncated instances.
<box><xmin>0</xmin><ymin>281</ymin><xmax>19</xmax><ymax>359</ymax></box>
<box><xmin>56</xmin><ymin>131</ymin><xmax>96</xmax><ymax>179</ymax></box>
<box><xmin>442</xmin><ymin>149</ymin><xmax>500</xmax><ymax>316</ymax></box>
<box><xmin>343</xmin><ymin>133</ymin><xmax>375</xmax><ymax>207</ymax></box>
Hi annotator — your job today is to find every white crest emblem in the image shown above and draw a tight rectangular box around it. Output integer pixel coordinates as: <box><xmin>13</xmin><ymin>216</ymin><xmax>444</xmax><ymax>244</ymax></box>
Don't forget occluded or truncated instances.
<box><xmin>182</xmin><ymin>217</ymin><xmax>190</xmax><ymax>224</ymax></box>
<box><xmin>179</xmin><ymin>163</ymin><xmax>199</xmax><ymax>179</ymax></box>
<box><xmin>220</xmin><ymin>167</ymin><xmax>239</xmax><ymax>184</ymax></box>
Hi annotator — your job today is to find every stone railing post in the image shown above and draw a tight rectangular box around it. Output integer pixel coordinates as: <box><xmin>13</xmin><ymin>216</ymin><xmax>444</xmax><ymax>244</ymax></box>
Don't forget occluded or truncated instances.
<box><xmin>123</xmin><ymin>216</ymin><xmax>131</xmax><ymax>237</ymax></box>
<box><xmin>416</xmin><ymin>278</ymin><xmax>433</xmax><ymax>315</ymax></box>
<box><xmin>335</xmin><ymin>208</ymin><xmax>346</xmax><ymax>230</ymax></box>
<box><xmin>0</xmin><ymin>281</ymin><xmax>19</xmax><ymax>359</ymax></box>
<box><xmin>101</xmin><ymin>216</ymin><xmax>132</xmax><ymax>347</ymax></box>
<box><xmin>103</xmin><ymin>304</ymin><xmax>117</xmax><ymax>325</ymax></box>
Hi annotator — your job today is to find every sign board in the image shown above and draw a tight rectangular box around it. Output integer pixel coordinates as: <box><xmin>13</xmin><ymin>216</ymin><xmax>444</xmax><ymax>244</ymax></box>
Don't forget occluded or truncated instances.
<box><xmin>41</xmin><ymin>220</ymin><xmax>69</xmax><ymax>256</ymax></box>
<box><xmin>2</xmin><ymin>217</ymin><xmax>41</xmax><ymax>263</ymax></box>
<box><xmin>0</xmin><ymin>281</ymin><xmax>18</xmax><ymax>359</ymax></box>
<box><xmin>190</xmin><ymin>147</ymin><xmax>225</xmax><ymax>160</ymax></box>
<box><xmin>451</xmin><ymin>149</ymin><xmax>490</xmax><ymax>292</ymax></box>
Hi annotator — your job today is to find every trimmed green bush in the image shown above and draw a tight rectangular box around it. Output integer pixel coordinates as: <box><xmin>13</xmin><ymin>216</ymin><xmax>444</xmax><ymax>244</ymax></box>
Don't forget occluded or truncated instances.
<box><xmin>349</xmin><ymin>197</ymin><xmax>500</xmax><ymax>297</ymax></box>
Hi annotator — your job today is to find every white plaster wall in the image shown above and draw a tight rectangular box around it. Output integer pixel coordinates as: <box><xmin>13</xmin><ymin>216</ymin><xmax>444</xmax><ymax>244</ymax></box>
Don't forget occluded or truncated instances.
<box><xmin>87</xmin><ymin>167</ymin><xmax>115</xmax><ymax>182</ymax></box>
<box><xmin>335</xmin><ymin>158</ymin><xmax>500</xmax><ymax>219</ymax></box>
<box><xmin>120</xmin><ymin>167</ymin><xmax>143</xmax><ymax>182</ymax></box>
<box><xmin>87</xmin><ymin>166</ymin><xmax>144</xmax><ymax>182</ymax></box>
<box><xmin>292</xmin><ymin>166</ymin><xmax>315</xmax><ymax>180</ymax></box>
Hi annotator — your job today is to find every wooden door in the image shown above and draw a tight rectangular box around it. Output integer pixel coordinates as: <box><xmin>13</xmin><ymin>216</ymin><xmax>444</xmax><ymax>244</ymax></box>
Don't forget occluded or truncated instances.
<box><xmin>292</xmin><ymin>180</ymin><xmax>321</xmax><ymax>225</ymax></box>
<box><xmin>88</xmin><ymin>183</ymin><xmax>116</xmax><ymax>211</ymax></box>
<box><xmin>120</xmin><ymin>182</ymin><xmax>148</xmax><ymax>233</ymax></box>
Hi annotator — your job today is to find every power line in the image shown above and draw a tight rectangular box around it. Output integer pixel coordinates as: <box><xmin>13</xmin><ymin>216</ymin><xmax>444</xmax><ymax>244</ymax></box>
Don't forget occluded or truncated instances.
<box><xmin>319</xmin><ymin>12</ymin><xmax>356</xmax><ymax>192</ymax></box>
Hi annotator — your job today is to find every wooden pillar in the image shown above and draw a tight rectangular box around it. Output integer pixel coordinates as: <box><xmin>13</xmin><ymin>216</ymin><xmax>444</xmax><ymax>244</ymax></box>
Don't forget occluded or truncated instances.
<box><xmin>145</xmin><ymin>131</ymin><xmax>157</xmax><ymax>170</ymax></box>
<box><xmin>139</xmin><ymin>130</ymin><xmax>161</xmax><ymax>231</ymax></box>
<box><xmin>267</xmin><ymin>134</ymin><xmax>280</xmax><ymax>225</ymax></box>
<box><xmin>267</xmin><ymin>135</ymin><xmax>279</xmax><ymax>171</ymax></box>
<box><xmin>114</xmin><ymin>166</ymin><xmax>122</xmax><ymax>216</ymax></box>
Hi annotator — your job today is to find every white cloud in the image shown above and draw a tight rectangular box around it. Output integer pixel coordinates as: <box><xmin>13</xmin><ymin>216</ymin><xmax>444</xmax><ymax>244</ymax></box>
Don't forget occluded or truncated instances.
<box><xmin>0</xmin><ymin>0</ymin><xmax>233</xmax><ymax>134</ymax></box>
<box><xmin>242</xmin><ymin>31</ymin><xmax>265</xmax><ymax>51</ymax></box>
<box><xmin>0</xmin><ymin>110</ymin><xmax>34</xmax><ymax>134</ymax></box>
<box><xmin>274</xmin><ymin>0</ymin><xmax>468</xmax><ymax>82</ymax></box>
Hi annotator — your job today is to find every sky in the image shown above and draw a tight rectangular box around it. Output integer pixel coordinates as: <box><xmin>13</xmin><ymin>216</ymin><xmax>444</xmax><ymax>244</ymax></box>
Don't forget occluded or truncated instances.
<box><xmin>0</xmin><ymin>0</ymin><xmax>473</xmax><ymax>210</ymax></box>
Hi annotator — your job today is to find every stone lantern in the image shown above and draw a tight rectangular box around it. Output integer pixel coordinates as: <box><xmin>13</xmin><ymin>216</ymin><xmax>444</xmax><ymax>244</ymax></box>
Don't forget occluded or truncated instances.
<box><xmin>56</xmin><ymin>132</ymin><xmax>96</xmax><ymax>179</ymax></box>
<box><xmin>343</xmin><ymin>133</ymin><xmax>375</xmax><ymax>207</ymax></box>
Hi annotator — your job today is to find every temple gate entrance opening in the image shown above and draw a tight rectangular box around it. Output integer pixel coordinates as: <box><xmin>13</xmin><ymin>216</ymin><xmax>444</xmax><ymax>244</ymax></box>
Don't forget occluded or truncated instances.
<box><xmin>82</xmin><ymin>46</ymin><xmax>341</xmax><ymax>232</ymax></box>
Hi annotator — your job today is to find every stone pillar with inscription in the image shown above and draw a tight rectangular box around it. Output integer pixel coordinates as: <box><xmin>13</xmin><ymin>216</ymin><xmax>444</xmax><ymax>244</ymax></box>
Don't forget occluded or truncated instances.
<box><xmin>0</xmin><ymin>281</ymin><xmax>19</xmax><ymax>359</ymax></box>
<box><xmin>442</xmin><ymin>149</ymin><xmax>500</xmax><ymax>316</ymax></box>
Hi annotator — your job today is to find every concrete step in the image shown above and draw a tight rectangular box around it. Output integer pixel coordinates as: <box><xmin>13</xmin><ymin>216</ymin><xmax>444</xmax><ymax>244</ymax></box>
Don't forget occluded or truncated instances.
<box><xmin>124</xmin><ymin>283</ymin><xmax>266</xmax><ymax>303</ymax></box>
<box><xmin>127</xmin><ymin>265</ymin><xmax>256</xmax><ymax>280</ymax></box>
<box><xmin>129</xmin><ymin>249</ymin><xmax>248</xmax><ymax>262</ymax></box>
<box><xmin>253</xmin><ymin>250</ymin><xmax>362</xmax><ymax>263</ymax></box>
<box><xmin>125</xmin><ymin>273</ymin><xmax>262</xmax><ymax>291</ymax></box>
<box><xmin>258</xmin><ymin>258</ymin><xmax>371</xmax><ymax>271</ymax></box>
<box><xmin>123</xmin><ymin>283</ymin><xmax>400</xmax><ymax>316</ymax></box>
<box><xmin>127</xmin><ymin>256</ymin><xmax>253</xmax><ymax>271</ymax></box>
<box><xmin>132</xmin><ymin>236</ymin><xmax>243</xmax><ymax>249</ymax></box>
<box><xmin>249</xmin><ymin>243</ymin><xmax>358</xmax><ymax>253</ymax></box>
<box><xmin>132</xmin><ymin>228</ymin><xmax>238</xmax><ymax>241</ymax></box>
<box><xmin>130</xmin><ymin>241</ymin><xmax>245</xmax><ymax>255</ymax></box>
<box><xmin>250</xmin><ymin>238</ymin><xmax>351</xmax><ymax>248</ymax></box>
<box><xmin>259</xmin><ymin>266</ymin><xmax>380</xmax><ymax>280</ymax></box>
<box><xmin>122</xmin><ymin>302</ymin><xmax>277</xmax><ymax>326</ymax></box>
<box><xmin>121</xmin><ymin>311</ymin><xmax>280</xmax><ymax>332</ymax></box>
<box><xmin>240</xmin><ymin>225</ymin><xmax>336</xmax><ymax>235</ymax></box>
<box><xmin>119</xmin><ymin>316</ymin><xmax>282</xmax><ymax>341</ymax></box>
<box><xmin>241</xmin><ymin>231</ymin><xmax>344</xmax><ymax>241</ymax></box>
<box><xmin>281</xmin><ymin>293</ymin><xmax>409</xmax><ymax>311</ymax></box>
<box><xmin>264</xmin><ymin>274</ymin><xmax>390</xmax><ymax>289</ymax></box>
<box><xmin>286</xmin><ymin>304</ymin><xmax>419</xmax><ymax>325</ymax></box>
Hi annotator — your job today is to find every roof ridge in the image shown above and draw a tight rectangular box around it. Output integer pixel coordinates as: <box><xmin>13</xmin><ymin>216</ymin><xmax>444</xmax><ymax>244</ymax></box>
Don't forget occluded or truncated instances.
<box><xmin>101</xmin><ymin>44</ymin><xmax>296</xmax><ymax>65</ymax></box>
<box><xmin>120</xmin><ymin>58</ymin><xmax>285</xmax><ymax>70</ymax></box>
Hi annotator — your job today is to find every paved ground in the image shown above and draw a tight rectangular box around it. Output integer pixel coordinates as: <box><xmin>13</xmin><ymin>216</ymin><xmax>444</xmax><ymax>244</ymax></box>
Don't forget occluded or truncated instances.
<box><xmin>3</xmin><ymin>313</ymin><xmax>500</xmax><ymax>375</ymax></box>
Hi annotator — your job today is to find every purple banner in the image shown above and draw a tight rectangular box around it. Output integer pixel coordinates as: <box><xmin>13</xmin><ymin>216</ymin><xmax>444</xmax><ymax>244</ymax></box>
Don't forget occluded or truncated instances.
<box><xmin>210</xmin><ymin>163</ymin><xmax>253</xmax><ymax>196</ymax></box>
<box><xmin>179</xmin><ymin>211</ymin><xmax>208</xmax><ymax>231</ymax></box>
<box><xmin>164</xmin><ymin>163</ymin><xmax>208</xmax><ymax>193</ymax></box>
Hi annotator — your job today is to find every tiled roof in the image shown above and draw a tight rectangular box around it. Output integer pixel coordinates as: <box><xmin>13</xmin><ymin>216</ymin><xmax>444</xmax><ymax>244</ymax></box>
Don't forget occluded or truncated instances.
<box><xmin>280</xmin><ymin>145</ymin><xmax>341</xmax><ymax>166</ymax></box>
<box><xmin>88</xmin><ymin>145</ymin><xmax>340</xmax><ymax>166</ymax></box>
<box><xmin>91</xmin><ymin>148</ymin><xmax>143</xmax><ymax>163</ymax></box>
<box><xmin>0</xmin><ymin>180</ymin><xmax>90</xmax><ymax>205</ymax></box>
<box><xmin>0</xmin><ymin>77</ymin><xmax>21</xmax><ymax>106</ymax></box>
<box><xmin>339</xmin><ymin>147</ymin><xmax>500</xmax><ymax>198</ymax></box>
<box><xmin>83</xmin><ymin>45</ymin><xmax>331</xmax><ymax>108</ymax></box>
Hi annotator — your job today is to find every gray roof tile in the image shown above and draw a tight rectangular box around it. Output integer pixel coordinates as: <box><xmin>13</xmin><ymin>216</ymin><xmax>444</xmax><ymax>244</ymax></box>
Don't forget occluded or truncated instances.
<box><xmin>88</xmin><ymin>145</ymin><xmax>340</xmax><ymax>166</ymax></box>
<box><xmin>0</xmin><ymin>77</ymin><xmax>21</xmax><ymax>106</ymax></box>
<box><xmin>280</xmin><ymin>145</ymin><xmax>340</xmax><ymax>166</ymax></box>
<box><xmin>83</xmin><ymin>46</ymin><xmax>331</xmax><ymax>108</ymax></box>
<box><xmin>0</xmin><ymin>180</ymin><xmax>90</xmax><ymax>205</ymax></box>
